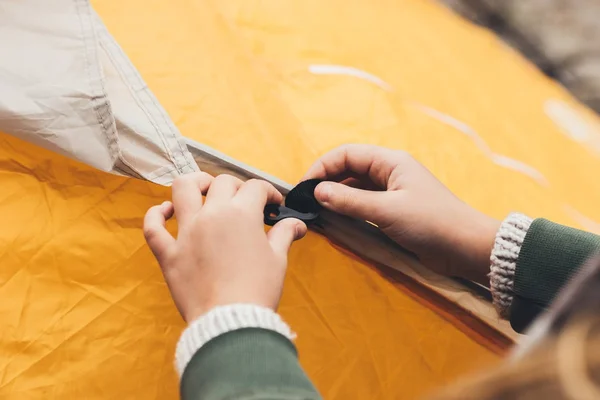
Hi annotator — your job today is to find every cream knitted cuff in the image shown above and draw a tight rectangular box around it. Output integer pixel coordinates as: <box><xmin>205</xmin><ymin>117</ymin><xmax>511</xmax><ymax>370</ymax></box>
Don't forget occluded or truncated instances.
<box><xmin>489</xmin><ymin>213</ymin><xmax>533</xmax><ymax>318</ymax></box>
<box><xmin>175</xmin><ymin>304</ymin><xmax>296</xmax><ymax>377</ymax></box>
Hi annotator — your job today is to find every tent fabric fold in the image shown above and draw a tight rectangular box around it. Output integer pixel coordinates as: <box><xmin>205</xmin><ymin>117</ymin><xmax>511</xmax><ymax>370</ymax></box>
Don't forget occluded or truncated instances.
<box><xmin>0</xmin><ymin>0</ymin><xmax>198</xmax><ymax>185</ymax></box>
<box><xmin>2</xmin><ymin>0</ymin><xmax>600</xmax><ymax>398</ymax></box>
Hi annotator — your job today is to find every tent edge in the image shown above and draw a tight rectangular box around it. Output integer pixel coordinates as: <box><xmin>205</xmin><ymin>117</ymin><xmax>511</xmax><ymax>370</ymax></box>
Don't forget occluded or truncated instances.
<box><xmin>184</xmin><ymin>138</ymin><xmax>519</xmax><ymax>347</ymax></box>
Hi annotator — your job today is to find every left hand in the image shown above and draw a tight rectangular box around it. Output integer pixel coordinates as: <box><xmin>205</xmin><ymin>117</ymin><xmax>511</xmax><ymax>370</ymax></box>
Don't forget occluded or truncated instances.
<box><xmin>302</xmin><ymin>145</ymin><xmax>499</xmax><ymax>284</ymax></box>
<box><xmin>143</xmin><ymin>172</ymin><xmax>307</xmax><ymax>323</ymax></box>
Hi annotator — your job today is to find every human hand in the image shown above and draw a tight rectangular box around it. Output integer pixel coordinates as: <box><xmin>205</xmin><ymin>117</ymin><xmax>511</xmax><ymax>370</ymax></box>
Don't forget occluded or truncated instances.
<box><xmin>303</xmin><ymin>145</ymin><xmax>500</xmax><ymax>284</ymax></box>
<box><xmin>143</xmin><ymin>173</ymin><xmax>307</xmax><ymax>323</ymax></box>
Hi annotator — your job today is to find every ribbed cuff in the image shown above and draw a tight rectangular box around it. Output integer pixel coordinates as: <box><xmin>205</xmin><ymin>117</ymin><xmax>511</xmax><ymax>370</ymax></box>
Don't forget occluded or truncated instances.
<box><xmin>175</xmin><ymin>304</ymin><xmax>295</xmax><ymax>377</ymax></box>
<box><xmin>489</xmin><ymin>213</ymin><xmax>533</xmax><ymax>317</ymax></box>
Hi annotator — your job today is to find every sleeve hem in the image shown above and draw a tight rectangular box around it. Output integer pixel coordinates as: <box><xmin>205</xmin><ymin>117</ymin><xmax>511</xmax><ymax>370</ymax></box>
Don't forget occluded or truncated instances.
<box><xmin>175</xmin><ymin>304</ymin><xmax>296</xmax><ymax>376</ymax></box>
<box><xmin>489</xmin><ymin>213</ymin><xmax>533</xmax><ymax>317</ymax></box>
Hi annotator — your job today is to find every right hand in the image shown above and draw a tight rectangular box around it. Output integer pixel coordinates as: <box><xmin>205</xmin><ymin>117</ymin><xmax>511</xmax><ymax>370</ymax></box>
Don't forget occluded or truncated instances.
<box><xmin>143</xmin><ymin>173</ymin><xmax>306</xmax><ymax>323</ymax></box>
<box><xmin>303</xmin><ymin>144</ymin><xmax>500</xmax><ymax>284</ymax></box>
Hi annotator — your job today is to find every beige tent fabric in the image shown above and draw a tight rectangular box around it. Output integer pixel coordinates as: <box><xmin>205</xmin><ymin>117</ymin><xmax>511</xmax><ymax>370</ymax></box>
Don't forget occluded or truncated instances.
<box><xmin>0</xmin><ymin>0</ymin><xmax>198</xmax><ymax>184</ymax></box>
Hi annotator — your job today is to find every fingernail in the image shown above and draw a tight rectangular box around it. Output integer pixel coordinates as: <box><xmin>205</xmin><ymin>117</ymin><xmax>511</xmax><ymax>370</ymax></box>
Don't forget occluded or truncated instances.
<box><xmin>294</xmin><ymin>221</ymin><xmax>307</xmax><ymax>239</ymax></box>
<box><xmin>316</xmin><ymin>183</ymin><xmax>332</xmax><ymax>203</ymax></box>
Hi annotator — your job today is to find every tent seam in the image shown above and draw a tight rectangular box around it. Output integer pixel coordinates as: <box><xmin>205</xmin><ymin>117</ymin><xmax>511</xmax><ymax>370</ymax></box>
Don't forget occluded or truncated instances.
<box><xmin>93</xmin><ymin>12</ymin><xmax>198</xmax><ymax>177</ymax></box>
<box><xmin>74</xmin><ymin>0</ymin><xmax>120</xmax><ymax>168</ymax></box>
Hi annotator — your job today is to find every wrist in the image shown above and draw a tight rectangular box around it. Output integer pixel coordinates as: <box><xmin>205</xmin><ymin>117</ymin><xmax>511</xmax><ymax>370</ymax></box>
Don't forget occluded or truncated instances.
<box><xmin>452</xmin><ymin>208</ymin><xmax>501</xmax><ymax>285</ymax></box>
<box><xmin>183</xmin><ymin>295</ymin><xmax>279</xmax><ymax>324</ymax></box>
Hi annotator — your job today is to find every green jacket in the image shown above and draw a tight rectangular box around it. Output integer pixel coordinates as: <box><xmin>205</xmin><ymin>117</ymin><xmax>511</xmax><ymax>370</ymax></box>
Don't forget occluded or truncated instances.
<box><xmin>181</xmin><ymin>219</ymin><xmax>600</xmax><ymax>400</ymax></box>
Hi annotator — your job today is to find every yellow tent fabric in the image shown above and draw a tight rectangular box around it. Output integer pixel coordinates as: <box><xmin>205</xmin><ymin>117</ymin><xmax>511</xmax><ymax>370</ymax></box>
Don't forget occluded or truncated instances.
<box><xmin>2</xmin><ymin>0</ymin><xmax>600</xmax><ymax>398</ymax></box>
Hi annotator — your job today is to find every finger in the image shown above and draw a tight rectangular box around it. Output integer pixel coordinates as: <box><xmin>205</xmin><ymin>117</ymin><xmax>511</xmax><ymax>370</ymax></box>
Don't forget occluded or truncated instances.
<box><xmin>172</xmin><ymin>172</ymin><xmax>213</xmax><ymax>224</ymax></box>
<box><xmin>205</xmin><ymin>174</ymin><xmax>244</xmax><ymax>203</ymax></box>
<box><xmin>162</xmin><ymin>200</ymin><xmax>175</xmax><ymax>217</ymax></box>
<box><xmin>302</xmin><ymin>144</ymin><xmax>403</xmax><ymax>188</ymax></box>
<box><xmin>267</xmin><ymin>218</ymin><xmax>307</xmax><ymax>260</ymax></box>
<box><xmin>314</xmin><ymin>181</ymin><xmax>388</xmax><ymax>222</ymax></box>
<box><xmin>340</xmin><ymin>177</ymin><xmax>383</xmax><ymax>191</ymax></box>
<box><xmin>234</xmin><ymin>179</ymin><xmax>283</xmax><ymax>210</ymax></box>
<box><xmin>143</xmin><ymin>201</ymin><xmax>176</xmax><ymax>262</ymax></box>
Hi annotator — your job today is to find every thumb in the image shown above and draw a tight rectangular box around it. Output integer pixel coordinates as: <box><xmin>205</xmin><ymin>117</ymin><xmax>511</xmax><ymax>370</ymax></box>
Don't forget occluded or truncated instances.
<box><xmin>315</xmin><ymin>182</ymin><xmax>384</xmax><ymax>222</ymax></box>
<box><xmin>143</xmin><ymin>201</ymin><xmax>176</xmax><ymax>263</ymax></box>
<box><xmin>267</xmin><ymin>218</ymin><xmax>307</xmax><ymax>260</ymax></box>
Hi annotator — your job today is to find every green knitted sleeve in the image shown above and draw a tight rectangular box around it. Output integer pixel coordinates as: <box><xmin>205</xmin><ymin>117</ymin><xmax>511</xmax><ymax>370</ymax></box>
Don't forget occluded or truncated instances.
<box><xmin>510</xmin><ymin>218</ymin><xmax>600</xmax><ymax>332</ymax></box>
<box><xmin>180</xmin><ymin>328</ymin><xmax>321</xmax><ymax>400</ymax></box>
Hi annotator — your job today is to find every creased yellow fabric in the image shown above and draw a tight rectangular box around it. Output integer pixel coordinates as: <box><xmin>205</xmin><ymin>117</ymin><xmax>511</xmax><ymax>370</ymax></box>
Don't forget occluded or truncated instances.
<box><xmin>2</xmin><ymin>0</ymin><xmax>600</xmax><ymax>398</ymax></box>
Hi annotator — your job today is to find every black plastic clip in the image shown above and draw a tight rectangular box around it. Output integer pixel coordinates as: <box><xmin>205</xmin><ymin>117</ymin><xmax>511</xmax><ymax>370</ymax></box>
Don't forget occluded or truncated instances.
<box><xmin>263</xmin><ymin>179</ymin><xmax>324</xmax><ymax>227</ymax></box>
<box><xmin>263</xmin><ymin>204</ymin><xmax>320</xmax><ymax>226</ymax></box>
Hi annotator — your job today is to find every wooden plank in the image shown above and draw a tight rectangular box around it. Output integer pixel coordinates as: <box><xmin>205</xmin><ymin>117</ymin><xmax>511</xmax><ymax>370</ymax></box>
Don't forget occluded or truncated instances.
<box><xmin>185</xmin><ymin>137</ymin><xmax>519</xmax><ymax>345</ymax></box>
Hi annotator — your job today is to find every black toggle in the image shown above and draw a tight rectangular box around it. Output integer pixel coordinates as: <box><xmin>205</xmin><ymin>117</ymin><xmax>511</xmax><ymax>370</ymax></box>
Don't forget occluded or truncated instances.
<box><xmin>263</xmin><ymin>179</ymin><xmax>323</xmax><ymax>226</ymax></box>
<box><xmin>263</xmin><ymin>204</ymin><xmax>319</xmax><ymax>226</ymax></box>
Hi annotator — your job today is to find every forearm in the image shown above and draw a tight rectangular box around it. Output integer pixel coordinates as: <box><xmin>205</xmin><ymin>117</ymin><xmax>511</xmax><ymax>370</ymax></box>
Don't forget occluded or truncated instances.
<box><xmin>177</xmin><ymin>305</ymin><xmax>321</xmax><ymax>400</ymax></box>
<box><xmin>489</xmin><ymin>214</ymin><xmax>600</xmax><ymax>332</ymax></box>
<box><xmin>174</xmin><ymin>214</ymin><xmax>600</xmax><ymax>395</ymax></box>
